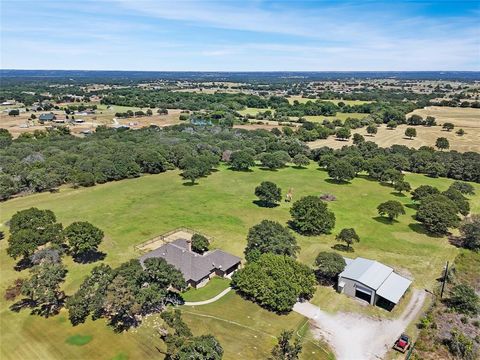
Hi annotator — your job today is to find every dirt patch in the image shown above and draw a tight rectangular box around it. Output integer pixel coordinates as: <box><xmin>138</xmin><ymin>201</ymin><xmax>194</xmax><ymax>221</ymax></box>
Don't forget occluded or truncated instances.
<box><xmin>294</xmin><ymin>289</ymin><xmax>428</xmax><ymax>360</ymax></box>
<box><xmin>0</xmin><ymin>107</ymin><xmax>182</xmax><ymax>138</ymax></box>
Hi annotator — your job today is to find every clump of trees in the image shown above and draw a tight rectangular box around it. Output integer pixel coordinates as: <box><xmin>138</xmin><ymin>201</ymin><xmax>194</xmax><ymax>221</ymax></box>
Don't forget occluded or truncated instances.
<box><xmin>336</xmin><ymin>228</ymin><xmax>360</xmax><ymax>251</ymax></box>
<box><xmin>258</xmin><ymin>151</ymin><xmax>291</xmax><ymax>169</ymax></box>
<box><xmin>244</xmin><ymin>220</ymin><xmax>299</xmax><ymax>262</ymax></box>
<box><xmin>229</xmin><ymin>150</ymin><xmax>255</xmax><ymax>171</ymax></box>
<box><xmin>447</xmin><ymin>284</ymin><xmax>479</xmax><ymax>316</ymax></box>
<box><xmin>405</xmin><ymin>127</ymin><xmax>417</xmax><ymax>139</ymax></box>
<box><xmin>191</xmin><ymin>234</ymin><xmax>209</xmax><ymax>254</ymax></box>
<box><xmin>459</xmin><ymin>215</ymin><xmax>480</xmax><ymax>251</ymax></box>
<box><xmin>6</xmin><ymin>208</ymin><xmax>105</xmax><ymax>266</ymax></box>
<box><xmin>292</xmin><ymin>154</ymin><xmax>310</xmax><ymax>168</ymax></box>
<box><xmin>315</xmin><ymin>252</ymin><xmax>346</xmax><ymax>284</ymax></box>
<box><xmin>412</xmin><ymin>185</ymin><xmax>440</xmax><ymax>202</ymax></box>
<box><xmin>270</xmin><ymin>330</ymin><xmax>303</xmax><ymax>360</ymax></box>
<box><xmin>327</xmin><ymin>160</ymin><xmax>356</xmax><ymax>182</ymax></box>
<box><xmin>7</xmin><ymin>208</ymin><xmax>64</xmax><ymax>263</ymax></box>
<box><xmin>446</xmin><ymin>328</ymin><xmax>477</xmax><ymax>360</ymax></box>
<box><xmin>66</xmin><ymin>258</ymin><xmax>185</xmax><ymax>331</ymax></box>
<box><xmin>64</xmin><ymin>221</ymin><xmax>104</xmax><ymax>262</ymax></box>
<box><xmin>231</xmin><ymin>253</ymin><xmax>316</xmax><ymax>312</ymax></box>
<box><xmin>290</xmin><ymin>196</ymin><xmax>335</xmax><ymax>235</ymax></box>
<box><xmin>254</xmin><ymin>181</ymin><xmax>282</xmax><ymax>207</ymax></box>
<box><xmin>13</xmin><ymin>261</ymin><xmax>68</xmax><ymax>317</ymax></box>
<box><xmin>377</xmin><ymin>200</ymin><xmax>405</xmax><ymax>221</ymax></box>
<box><xmin>160</xmin><ymin>309</ymin><xmax>223</xmax><ymax>359</ymax></box>
<box><xmin>416</xmin><ymin>194</ymin><xmax>462</xmax><ymax>235</ymax></box>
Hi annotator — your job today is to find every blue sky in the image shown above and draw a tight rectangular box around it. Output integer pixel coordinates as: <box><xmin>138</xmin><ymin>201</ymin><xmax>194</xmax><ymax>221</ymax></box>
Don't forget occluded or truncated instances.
<box><xmin>1</xmin><ymin>0</ymin><xmax>479</xmax><ymax>71</ymax></box>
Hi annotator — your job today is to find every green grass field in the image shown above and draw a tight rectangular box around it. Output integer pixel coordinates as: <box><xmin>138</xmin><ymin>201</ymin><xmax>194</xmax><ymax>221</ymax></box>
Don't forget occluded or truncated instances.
<box><xmin>287</xmin><ymin>96</ymin><xmax>372</xmax><ymax>106</ymax></box>
<box><xmin>304</xmin><ymin>112</ymin><xmax>369</xmax><ymax>122</ymax></box>
<box><xmin>237</xmin><ymin>107</ymin><xmax>273</xmax><ymax>116</ymax></box>
<box><xmin>181</xmin><ymin>277</ymin><xmax>231</xmax><ymax>302</ymax></box>
<box><xmin>0</xmin><ymin>164</ymin><xmax>478</xmax><ymax>359</ymax></box>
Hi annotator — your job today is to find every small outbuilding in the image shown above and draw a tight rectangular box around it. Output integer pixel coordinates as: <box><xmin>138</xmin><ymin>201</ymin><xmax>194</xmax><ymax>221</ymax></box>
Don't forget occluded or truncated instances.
<box><xmin>338</xmin><ymin>257</ymin><xmax>411</xmax><ymax>310</ymax></box>
<box><xmin>38</xmin><ymin>113</ymin><xmax>56</xmax><ymax>122</ymax></box>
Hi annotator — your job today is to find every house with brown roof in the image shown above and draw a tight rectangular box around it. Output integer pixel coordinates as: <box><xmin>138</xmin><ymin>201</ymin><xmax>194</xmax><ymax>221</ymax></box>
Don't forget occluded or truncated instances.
<box><xmin>140</xmin><ymin>239</ymin><xmax>241</xmax><ymax>288</ymax></box>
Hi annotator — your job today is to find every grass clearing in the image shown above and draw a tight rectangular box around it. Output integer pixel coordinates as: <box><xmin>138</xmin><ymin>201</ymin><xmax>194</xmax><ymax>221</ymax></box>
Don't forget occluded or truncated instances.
<box><xmin>304</xmin><ymin>112</ymin><xmax>369</xmax><ymax>122</ymax></box>
<box><xmin>65</xmin><ymin>334</ymin><xmax>93</xmax><ymax>346</ymax></box>
<box><xmin>288</xmin><ymin>96</ymin><xmax>372</xmax><ymax>105</ymax></box>
<box><xmin>309</xmin><ymin>122</ymin><xmax>480</xmax><ymax>153</ymax></box>
<box><xmin>181</xmin><ymin>277</ymin><xmax>231</xmax><ymax>302</ymax></box>
<box><xmin>237</xmin><ymin>107</ymin><xmax>272</xmax><ymax>116</ymax></box>
<box><xmin>179</xmin><ymin>291</ymin><xmax>333</xmax><ymax>359</ymax></box>
<box><xmin>0</xmin><ymin>165</ymin><xmax>478</xmax><ymax>359</ymax></box>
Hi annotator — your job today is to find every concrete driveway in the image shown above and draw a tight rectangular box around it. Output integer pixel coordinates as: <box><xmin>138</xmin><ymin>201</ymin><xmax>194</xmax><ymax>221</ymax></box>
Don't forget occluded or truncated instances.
<box><xmin>293</xmin><ymin>289</ymin><xmax>427</xmax><ymax>360</ymax></box>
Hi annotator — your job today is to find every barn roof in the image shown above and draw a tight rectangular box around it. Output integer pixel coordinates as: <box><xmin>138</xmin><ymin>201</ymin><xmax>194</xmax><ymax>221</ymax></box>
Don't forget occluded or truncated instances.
<box><xmin>377</xmin><ymin>272</ymin><xmax>412</xmax><ymax>304</ymax></box>
<box><xmin>340</xmin><ymin>257</ymin><xmax>412</xmax><ymax>304</ymax></box>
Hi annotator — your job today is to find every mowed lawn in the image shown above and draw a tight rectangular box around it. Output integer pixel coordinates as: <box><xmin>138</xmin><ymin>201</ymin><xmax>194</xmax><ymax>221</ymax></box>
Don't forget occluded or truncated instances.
<box><xmin>0</xmin><ymin>165</ymin><xmax>478</xmax><ymax>359</ymax></box>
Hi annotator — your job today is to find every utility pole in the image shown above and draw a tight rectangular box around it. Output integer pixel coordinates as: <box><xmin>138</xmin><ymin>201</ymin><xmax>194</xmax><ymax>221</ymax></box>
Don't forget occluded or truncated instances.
<box><xmin>440</xmin><ymin>261</ymin><xmax>449</xmax><ymax>299</ymax></box>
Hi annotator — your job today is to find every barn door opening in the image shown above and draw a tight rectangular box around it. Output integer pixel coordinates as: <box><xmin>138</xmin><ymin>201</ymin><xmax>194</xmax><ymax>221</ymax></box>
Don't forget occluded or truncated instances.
<box><xmin>355</xmin><ymin>285</ymin><xmax>372</xmax><ymax>303</ymax></box>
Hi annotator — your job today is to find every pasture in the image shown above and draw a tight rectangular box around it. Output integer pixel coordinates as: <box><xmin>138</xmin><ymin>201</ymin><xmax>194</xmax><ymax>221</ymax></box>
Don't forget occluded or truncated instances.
<box><xmin>287</xmin><ymin>96</ymin><xmax>372</xmax><ymax>105</ymax></box>
<box><xmin>309</xmin><ymin>106</ymin><xmax>480</xmax><ymax>152</ymax></box>
<box><xmin>0</xmin><ymin>103</ymin><xmax>182</xmax><ymax>138</ymax></box>
<box><xmin>0</xmin><ymin>165</ymin><xmax>478</xmax><ymax>359</ymax></box>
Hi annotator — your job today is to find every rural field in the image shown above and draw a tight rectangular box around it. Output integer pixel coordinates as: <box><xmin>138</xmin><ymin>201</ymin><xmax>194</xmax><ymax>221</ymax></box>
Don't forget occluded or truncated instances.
<box><xmin>1</xmin><ymin>164</ymin><xmax>478</xmax><ymax>360</ymax></box>
<box><xmin>287</xmin><ymin>96</ymin><xmax>372</xmax><ymax>105</ymax></box>
<box><xmin>309</xmin><ymin>106</ymin><xmax>480</xmax><ymax>152</ymax></box>
<box><xmin>0</xmin><ymin>104</ymin><xmax>182</xmax><ymax>138</ymax></box>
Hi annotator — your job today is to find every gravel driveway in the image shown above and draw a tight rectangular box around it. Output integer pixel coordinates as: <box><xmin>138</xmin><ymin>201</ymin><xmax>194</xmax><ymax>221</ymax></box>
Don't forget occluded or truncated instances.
<box><xmin>293</xmin><ymin>289</ymin><xmax>427</xmax><ymax>360</ymax></box>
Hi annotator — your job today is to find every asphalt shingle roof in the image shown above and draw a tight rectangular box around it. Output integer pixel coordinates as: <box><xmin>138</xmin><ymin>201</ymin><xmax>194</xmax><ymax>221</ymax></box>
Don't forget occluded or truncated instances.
<box><xmin>139</xmin><ymin>239</ymin><xmax>241</xmax><ymax>282</ymax></box>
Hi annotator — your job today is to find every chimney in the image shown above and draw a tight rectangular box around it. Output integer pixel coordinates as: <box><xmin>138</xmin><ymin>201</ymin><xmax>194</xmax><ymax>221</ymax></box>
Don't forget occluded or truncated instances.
<box><xmin>186</xmin><ymin>239</ymin><xmax>192</xmax><ymax>252</ymax></box>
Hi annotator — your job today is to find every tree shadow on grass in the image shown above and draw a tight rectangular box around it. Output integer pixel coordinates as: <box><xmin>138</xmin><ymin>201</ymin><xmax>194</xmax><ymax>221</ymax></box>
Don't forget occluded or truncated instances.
<box><xmin>324</xmin><ymin>178</ymin><xmax>351</xmax><ymax>185</ymax></box>
<box><xmin>73</xmin><ymin>250</ymin><xmax>107</xmax><ymax>264</ymax></box>
<box><xmin>331</xmin><ymin>244</ymin><xmax>355</xmax><ymax>253</ymax></box>
<box><xmin>356</xmin><ymin>174</ymin><xmax>378</xmax><ymax>183</ymax></box>
<box><xmin>292</xmin><ymin>165</ymin><xmax>307</xmax><ymax>170</ymax></box>
<box><xmin>373</xmin><ymin>216</ymin><xmax>397</xmax><ymax>225</ymax></box>
<box><xmin>182</xmin><ymin>181</ymin><xmax>199</xmax><ymax>186</ymax></box>
<box><xmin>14</xmin><ymin>258</ymin><xmax>33</xmax><ymax>272</ymax></box>
<box><xmin>447</xmin><ymin>235</ymin><xmax>464</xmax><ymax>248</ymax></box>
<box><xmin>405</xmin><ymin>203</ymin><xmax>418</xmax><ymax>210</ymax></box>
<box><xmin>252</xmin><ymin>200</ymin><xmax>279</xmax><ymax>208</ymax></box>
<box><xmin>408</xmin><ymin>223</ymin><xmax>442</xmax><ymax>237</ymax></box>
<box><xmin>9</xmin><ymin>299</ymin><xmax>36</xmax><ymax>313</ymax></box>
<box><xmin>258</xmin><ymin>167</ymin><xmax>279</xmax><ymax>172</ymax></box>
<box><xmin>228</xmin><ymin>167</ymin><xmax>254</xmax><ymax>172</ymax></box>
<box><xmin>391</xmin><ymin>192</ymin><xmax>407</xmax><ymax>198</ymax></box>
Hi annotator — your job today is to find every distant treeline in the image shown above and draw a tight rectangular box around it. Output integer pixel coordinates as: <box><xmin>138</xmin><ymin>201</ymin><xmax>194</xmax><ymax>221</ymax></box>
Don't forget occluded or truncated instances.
<box><xmin>0</xmin><ymin>123</ymin><xmax>478</xmax><ymax>201</ymax></box>
<box><xmin>2</xmin><ymin>70</ymin><xmax>479</xmax><ymax>85</ymax></box>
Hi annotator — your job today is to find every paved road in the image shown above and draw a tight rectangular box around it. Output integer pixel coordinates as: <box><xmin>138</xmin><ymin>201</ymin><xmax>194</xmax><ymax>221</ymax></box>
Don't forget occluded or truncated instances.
<box><xmin>293</xmin><ymin>289</ymin><xmax>427</xmax><ymax>360</ymax></box>
<box><xmin>183</xmin><ymin>287</ymin><xmax>232</xmax><ymax>306</ymax></box>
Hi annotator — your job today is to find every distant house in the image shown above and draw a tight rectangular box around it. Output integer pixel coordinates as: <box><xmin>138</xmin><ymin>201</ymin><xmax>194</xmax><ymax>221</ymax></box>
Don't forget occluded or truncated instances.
<box><xmin>190</xmin><ymin>118</ymin><xmax>213</xmax><ymax>126</ymax></box>
<box><xmin>338</xmin><ymin>257</ymin><xmax>411</xmax><ymax>310</ymax></box>
<box><xmin>140</xmin><ymin>239</ymin><xmax>241</xmax><ymax>288</ymax></box>
<box><xmin>38</xmin><ymin>113</ymin><xmax>56</xmax><ymax>122</ymax></box>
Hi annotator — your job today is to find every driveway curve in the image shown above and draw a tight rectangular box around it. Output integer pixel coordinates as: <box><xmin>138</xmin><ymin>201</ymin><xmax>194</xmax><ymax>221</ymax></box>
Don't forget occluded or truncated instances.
<box><xmin>183</xmin><ymin>287</ymin><xmax>232</xmax><ymax>306</ymax></box>
<box><xmin>293</xmin><ymin>289</ymin><xmax>427</xmax><ymax>360</ymax></box>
